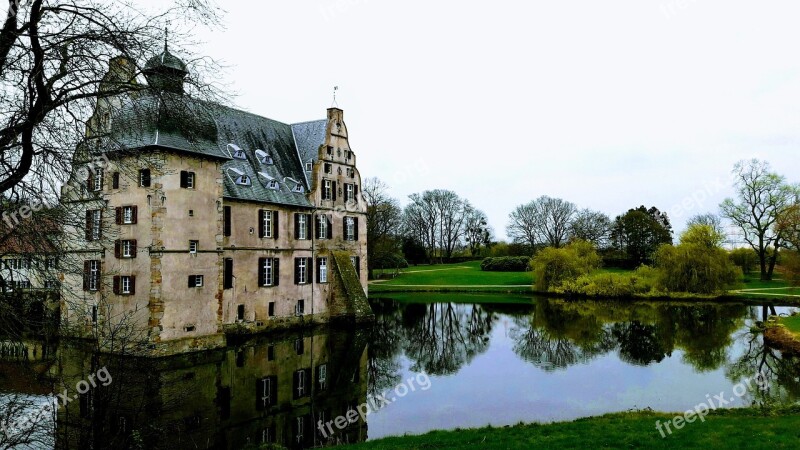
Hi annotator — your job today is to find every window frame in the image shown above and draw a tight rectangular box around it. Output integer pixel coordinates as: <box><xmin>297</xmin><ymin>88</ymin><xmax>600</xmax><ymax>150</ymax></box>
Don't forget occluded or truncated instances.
<box><xmin>189</xmin><ymin>240</ymin><xmax>199</xmax><ymax>254</ymax></box>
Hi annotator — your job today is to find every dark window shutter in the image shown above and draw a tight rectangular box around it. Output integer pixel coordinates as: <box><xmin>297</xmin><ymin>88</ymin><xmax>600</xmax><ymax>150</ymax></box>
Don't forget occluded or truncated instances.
<box><xmin>317</xmin><ymin>258</ymin><xmax>322</xmax><ymax>283</ymax></box>
<box><xmin>129</xmin><ymin>276</ymin><xmax>136</xmax><ymax>295</ymax></box>
<box><xmin>112</xmin><ymin>172</ymin><xmax>120</xmax><ymax>189</ymax></box>
<box><xmin>97</xmin><ymin>211</ymin><xmax>102</xmax><ymax>239</ymax></box>
<box><xmin>223</xmin><ymin>206</ymin><xmax>232</xmax><ymax>237</ymax></box>
<box><xmin>355</xmin><ymin>257</ymin><xmax>361</xmax><ymax>278</ymax></box>
<box><xmin>307</xmin><ymin>258</ymin><xmax>313</xmax><ymax>284</ymax></box>
<box><xmin>273</xmin><ymin>259</ymin><xmax>280</xmax><ymax>286</ymax></box>
<box><xmin>87</xmin><ymin>172</ymin><xmax>94</xmax><ymax>191</ymax></box>
<box><xmin>141</xmin><ymin>169</ymin><xmax>151</xmax><ymax>187</ymax></box>
<box><xmin>294</xmin><ymin>214</ymin><xmax>300</xmax><ymax>240</ymax></box>
<box><xmin>272</xmin><ymin>211</ymin><xmax>279</xmax><ymax>240</ymax></box>
<box><xmin>180</xmin><ymin>171</ymin><xmax>188</xmax><ymax>188</ymax></box>
<box><xmin>332</xmin><ymin>181</ymin><xmax>337</xmax><ymax>201</ymax></box>
<box><xmin>85</xmin><ymin>211</ymin><xmax>92</xmax><ymax>240</ymax></box>
<box><xmin>256</xmin><ymin>379</ymin><xmax>264</xmax><ymax>411</ymax></box>
<box><xmin>224</xmin><ymin>258</ymin><xmax>233</xmax><ymax>289</ymax></box>
<box><xmin>326</xmin><ymin>216</ymin><xmax>333</xmax><ymax>239</ymax></box>
<box><xmin>131</xmin><ymin>240</ymin><xmax>137</xmax><ymax>257</ymax></box>
<box><xmin>258</xmin><ymin>258</ymin><xmax>266</xmax><ymax>286</ymax></box>
<box><xmin>294</xmin><ymin>258</ymin><xmax>300</xmax><ymax>285</ymax></box>
<box><xmin>113</xmin><ymin>276</ymin><xmax>120</xmax><ymax>295</ymax></box>
<box><xmin>258</xmin><ymin>210</ymin><xmax>265</xmax><ymax>238</ymax></box>
<box><xmin>188</xmin><ymin>275</ymin><xmax>194</xmax><ymax>288</ymax></box>
<box><xmin>293</xmin><ymin>371</ymin><xmax>300</xmax><ymax>400</ymax></box>
<box><xmin>132</xmin><ymin>206</ymin><xmax>138</xmax><ymax>224</ymax></box>
<box><xmin>354</xmin><ymin>184</ymin><xmax>358</xmax><ymax>198</ymax></box>
<box><xmin>313</xmin><ymin>214</ymin><xmax>319</xmax><ymax>239</ymax></box>
<box><xmin>343</xmin><ymin>217</ymin><xmax>348</xmax><ymax>240</ymax></box>
<box><xmin>114</xmin><ymin>240</ymin><xmax>121</xmax><ymax>259</ymax></box>
<box><xmin>115</xmin><ymin>207</ymin><xmax>122</xmax><ymax>225</ymax></box>
<box><xmin>83</xmin><ymin>261</ymin><xmax>90</xmax><ymax>290</ymax></box>
<box><xmin>354</xmin><ymin>217</ymin><xmax>359</xmax><ymax>240</ymax></box>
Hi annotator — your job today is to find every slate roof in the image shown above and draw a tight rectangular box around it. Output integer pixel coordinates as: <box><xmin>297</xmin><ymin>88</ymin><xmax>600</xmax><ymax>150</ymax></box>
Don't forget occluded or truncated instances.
<box><xmin>107</xmin><ymin>92</ymin><xmax>327</xmax><ymax>208</ymax></box>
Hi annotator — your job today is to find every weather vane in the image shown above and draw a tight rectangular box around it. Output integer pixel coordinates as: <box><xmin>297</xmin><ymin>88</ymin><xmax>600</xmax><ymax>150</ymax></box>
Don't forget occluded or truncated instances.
<box><xmin>332</xmin><ymin>86</ymin><xmax>339</xmax><ymax>108</ymax></box>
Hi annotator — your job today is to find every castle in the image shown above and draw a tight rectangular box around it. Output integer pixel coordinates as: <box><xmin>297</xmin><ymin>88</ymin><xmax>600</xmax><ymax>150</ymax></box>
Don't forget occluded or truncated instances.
<box><xmin>58</xmin><ymin>45</ymin><xmax>372</xmax><ymax>354</ymax></box>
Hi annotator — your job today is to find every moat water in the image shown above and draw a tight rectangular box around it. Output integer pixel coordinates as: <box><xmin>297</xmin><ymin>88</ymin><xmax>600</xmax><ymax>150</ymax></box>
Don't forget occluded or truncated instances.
<box><xmin>3</xmin><ymin>295</ymin><xmax>800</xmax><ymax>449</ymax></box>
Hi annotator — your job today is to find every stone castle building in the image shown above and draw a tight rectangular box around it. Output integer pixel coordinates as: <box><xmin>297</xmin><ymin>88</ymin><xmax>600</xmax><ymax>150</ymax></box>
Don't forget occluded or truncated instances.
<box><xmin>59</xmin><ymin>46</ymin><xmax>372</xmax><ymax>354</ymax></box>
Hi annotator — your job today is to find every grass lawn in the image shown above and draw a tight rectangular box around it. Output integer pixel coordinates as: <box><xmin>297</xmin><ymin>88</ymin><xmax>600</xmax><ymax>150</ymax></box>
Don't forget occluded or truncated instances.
<box><xmin>371</xmin><ymin>260</ymin><xmax>533</xmax><ymax>289</ymax></box>
<box><xmin>344</xmin><ymin>409</ymin><xmax>800</xmax><ymax>450</ymax></box>
<box><xmin>780</xmin><ymin>315</ymin><xmax>800</xmax><ymax>334</ymax></box>
<box><xmin>370</xmin><ymin>292</ymin><xmax>536</xmax><ymax>305</ymax></box>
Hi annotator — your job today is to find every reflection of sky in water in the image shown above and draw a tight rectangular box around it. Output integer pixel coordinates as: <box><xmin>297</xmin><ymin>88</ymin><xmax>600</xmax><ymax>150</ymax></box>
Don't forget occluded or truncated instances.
<box><xmin>367</xmin><ymin>304</ymin><xmax>800</xmax><ymax>439</ymax></box>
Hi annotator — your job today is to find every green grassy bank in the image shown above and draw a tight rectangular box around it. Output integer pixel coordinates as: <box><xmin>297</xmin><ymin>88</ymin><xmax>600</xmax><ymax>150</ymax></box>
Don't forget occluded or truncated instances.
<box><xmin>343</xmin><ymin>408</ymin><xmax>800</xmax><ymax>450</ymax></box>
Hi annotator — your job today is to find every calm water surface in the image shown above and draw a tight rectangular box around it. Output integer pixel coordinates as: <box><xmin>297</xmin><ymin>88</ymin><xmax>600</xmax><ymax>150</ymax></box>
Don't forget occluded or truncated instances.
<box><xmin>2</xmin><ymin>295</ymin><xmax>799</xmax><ymax>449</ymax></box>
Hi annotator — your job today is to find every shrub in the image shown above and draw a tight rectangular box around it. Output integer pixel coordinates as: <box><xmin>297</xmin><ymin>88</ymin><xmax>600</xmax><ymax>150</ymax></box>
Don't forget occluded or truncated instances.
<box><xmin>531</xmin><ymin>240</ymin><xmax>601</xmax><ymax>291</ymax></box>
<box><xmin>557</xmin><ymin>265</ymin><xmax>658</xmax><ymax>297</ymax></box>
<box><xmin>480</xmin><ymin>256</ymin><xmax>531</xmax><ymax>272</ymax></box>
<box><xmin>654</xmin><ymin>243</ymin><xmax>742</xmax><ymax>294</ymax></box>
<box><xmin>729</xmin><ymin>247</ymin><xmax>759</xmax><ymax>274</ymax></box>
<box><xmin>783</xmin><ymin>250</ymin><xmax>800</xmax><ymax>286</ymax></box>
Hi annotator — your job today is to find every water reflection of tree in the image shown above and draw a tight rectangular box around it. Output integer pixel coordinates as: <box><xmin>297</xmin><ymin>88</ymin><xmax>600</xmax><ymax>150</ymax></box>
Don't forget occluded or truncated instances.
<box><xmin>367</xmin><ymin>300</ymin><xmax>405</xmax><ymax>397</ymax></box>
<box><xmin>726</xmin><ymin>306</ymin><xmax>800</xmax><ymax>407</ymax></box>
<box><xmin>510</xmin><ymin>301</ymin><xmax>617</xmax><ymax>371</ymax></box>
<box><xmin>400</xmin><ymin>303</ymin><xmax>495</xmax><ymax>376</ymax></box>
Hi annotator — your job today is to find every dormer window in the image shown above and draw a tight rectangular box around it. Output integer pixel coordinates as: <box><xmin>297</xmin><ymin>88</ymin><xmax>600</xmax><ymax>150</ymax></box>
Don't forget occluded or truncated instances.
<box><xmin>293</xmin><ymin>183</ymin><xmax>304</xmax><ymax>193</ymax></box>
<box><xmin>255</xmin><ymin>150</ymin><xmax>273</xmax><ymax>165</ymax></box>
<box><xmin>235</xmin><ymin>175</ymin><xmax>251</xmax><ymax>186</ymax></box>
<box><xmin>228</xmin><ymin>144</ymin><xmax>247</xmax><ymax>160</ymax></box>
<box><xmin>268</xmin><ymin>180</ymin><xmax>279</xmax><ymax>190</ymax></box>
<box><xmin>305</xmin><ymin>162</ymin><xmax>312</xmax><ymax>171</ymax></box>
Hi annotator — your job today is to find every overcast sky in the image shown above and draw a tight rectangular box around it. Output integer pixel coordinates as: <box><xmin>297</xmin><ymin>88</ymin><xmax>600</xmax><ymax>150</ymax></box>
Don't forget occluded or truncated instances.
<box><xmin>157</xmin><ymin>1</ymin><xmax>799</xmax><ymax>240</ymax></box>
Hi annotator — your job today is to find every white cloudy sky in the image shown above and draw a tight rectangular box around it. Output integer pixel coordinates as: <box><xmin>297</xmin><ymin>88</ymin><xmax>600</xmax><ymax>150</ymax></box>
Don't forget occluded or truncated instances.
<box><xmin>162</xmin><ymin>1</ymin><xmax>799</xmax><ymax>239</ymax></box>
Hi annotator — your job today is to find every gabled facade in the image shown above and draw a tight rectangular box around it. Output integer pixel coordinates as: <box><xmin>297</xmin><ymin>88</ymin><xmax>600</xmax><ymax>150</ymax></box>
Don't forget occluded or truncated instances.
<box><xmin>59</xmin><ymin>49</ymin><xmax>371</xmax><ymax>354</ymax></box>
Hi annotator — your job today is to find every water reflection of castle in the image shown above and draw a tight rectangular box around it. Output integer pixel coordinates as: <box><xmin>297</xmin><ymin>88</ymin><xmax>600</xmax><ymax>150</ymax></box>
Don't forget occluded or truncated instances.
<box><xmin>55</xmin><ymin>326</ymin><xmax>369</xmax><ymax>449</ymax></box>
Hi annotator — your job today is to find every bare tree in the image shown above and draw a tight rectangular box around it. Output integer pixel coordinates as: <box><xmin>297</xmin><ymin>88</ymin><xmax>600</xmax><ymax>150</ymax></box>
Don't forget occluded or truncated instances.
<box><xmin>569</xmin><ymin>208</ymin><xmax>611</xmax><ymax>249</ymax></box>
<box><xmin>464</xmin><ymin>208</ymin><xmax>491</xmax><ymax>256</ymax></box>
<box><xmin>434</xmin><ymin>190</ymin><xmax>468</xmax><ymax>260</ymax></box>
<box><xmin>403</xmin><ymin>189</ymin><xmax>471</xmax><ymax>262</ymax></box>
<box><xmin>363</xmin><ymin>177</ymin><xmax>403</xmax><ymax>278</ymax></box>
<box><xmin>720</xmin><ymin>159</ymin><xmax>799</xmax><ymax>280</ymax></box>
<box><xmin>507</xmin><ymin>196</ymin><xmax>576</xmax><ymax>250</ymax></box>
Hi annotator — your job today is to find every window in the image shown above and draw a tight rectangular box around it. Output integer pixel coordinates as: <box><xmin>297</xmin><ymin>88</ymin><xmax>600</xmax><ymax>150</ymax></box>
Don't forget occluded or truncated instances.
<box><xmin>139</xmin><ymin>169</ymin><xmax>151</xmax><ymax>187</ymax></box>
<box><xmin>189</xmin><ymin>240</ymin><xmax>198</xmax><ymax>254</ymax></box>
<box><xmin>45</xmin><ymin>279</ymin><xmax>59</xmax><ymax>289</ymax></box>
<box><xmin>257</xmin><ymin>376</ymin><xmax>278</xmax><ymax>409</ymax></box>
<box><xmin>295</xmin><ymin>299</ymin><xmax>305</xmax><ymax>316</ymax></box>
<box><xmin>326</xmin><ymin>145</ymin><xmax>333</xmax><ymax>156</ymax></box>
<box><xmin>237</xmin><ymin>304</ymin><xmax>245</xmax><ymax>321</ymax></box>
<box><xmin>293</xmin><ymin>369</ymin><xmax>311</xmax><ymax>399</ymax></box>
<box><xmin>189</xmin><ymin>209</ymin><xmax>194</xmax><ymax>217</ymax></box>
<box><xmin>324</xmin><ymin>163</ymin><xmax>332</xmax><ymax>174</ymax></box>
<box><xmin>259</xmin><ymin>210</ymin><xmax>278</xmax><ymax>238</ymax></box>
<box><xmin>305</xmin><ymin>162</ymin><xmax>312</xmax><ymax>171</ymax></box>
<box><xmin>344</xmin><ymin>216</ymin><xmax>359</xmax><ymax>241</ymax></box>
<box><xmin>317</xmin><ymin>257</ymin><xmax>328</xmax><ymax>283</ymax></box>
<box><xmin>112</xmin><ymin>172</ymin><xmax>120</xmax><ymax>189</ymax></box>
<box><xmin>268</xmin><ymin>180</ymin><xmax>279</xmax><ymax>190</ymax></box>
<box><xmin>89</xmin><ymin>168</ymin><xmax>104</xmax><ymax>192</ymax></box>
<box><xmin>292</xmin><ymin>183</ymin><xmax>305</xmax><ymax>193</ymax></box>
<box><xmin>351</xmin><ymin>256</ymin><xmax>361</xmax><ymax>278</ymax></box>
<box><xmin>295</xmin><ymin>214</ymin><xmax>310</xmax><ymax>240</ymax></box>
<box><xmin>112</xmin><ymin>275</ymin><xmax>135</xmax><ymax>295</ymax></box>
<box><xmin>317</xmin><ymin>364</ymin><xmax>328</xmax><ymax>391</ymax></box>
<box><xmin>316</xmin><ymin>215</ymin><xmax>331</xmax><ymax>240</ymax></box>
<box><xmin>115</xmin><ymin>239</ymin><xmax>137</xmax><ymax>259</ymax></box>
<box><xmin>180</xmin><ymin>171</ymin><xmax>195</xmax><ymax>189</ymax></box>
<box><xmin>45</xmin><ymin>257</ymin><xmax>58</xmax><ymax>269</ymax></box>
<box><xmin>85</xmin><ymin>210</ymin><xmax>102</xmax><ymax>241</ymax></box>
<box><xmin>84</xmin><ymin>260</ymin><xmax>101</xmax><ymax>291</ymax></box>
<box><xmin>188</xmin><ymin>275</ymin><xmax>204</xmax><ymax>287</ymax></box>
<box><xmin>322</xmin><ymin>179</ymin><xmax>332</xmax><ymax>200</ymax></box>
<box><xmin>345</xmin><ymin>183</ymin><xmax>357</xmax><ymax>202</ymax></box>
<box><xmin>118</xmin><ymin>205</ymin><xmax>137</xmax><ymax>224</ymax></box>
<box><xmin>224</xmin><ymin>258</ymin><xmax>233</xmax><ymax>289</ymax></box>
<box><xmin>257</xmin><ymin>150</ymin><xmax>274</xmax><ymax>165</ymax></box>
<box><xmin>233</xmin><ymin>150</ymin><xmax>247</xmax><ymax>160</ymax></box>
<box><xmin>295</xmin><ymin>338</ymin><xmax>304</xmax><ymax>355</ymax></box>
<box><xmin>259</xmin><ymin>258</ymin><xmax>280</xmax><ymax>287</ymax></box>
<box><xmin>268</xmin><ymin>302</ymin><xmax>275</xmax><ymax>317</ymax></box>
<box><xmin>294</xmin><ymin>258</ymin><xmax>312</xmax><ymax>285</ymax></box>
<box><xmin>347</xmin><ymin>167</ymin><xmax>355</xmax><ymax>178</ymax></box>
<box><xmin>223</xmin><ymin>206</ymin><xmax>232</xmax><ymax>237</ymax></box>
<box><xmin>235</xmin><ymin>175</ymin><xmax>251</xmax><ymax>186</ymax></box>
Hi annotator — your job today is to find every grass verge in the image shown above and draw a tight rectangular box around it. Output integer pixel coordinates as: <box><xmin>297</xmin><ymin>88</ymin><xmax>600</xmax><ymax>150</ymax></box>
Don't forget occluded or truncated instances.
<box><xmin>344</xmin><ymin>408</ymin><xmax>800</xmax><ymax>450</ymax></box>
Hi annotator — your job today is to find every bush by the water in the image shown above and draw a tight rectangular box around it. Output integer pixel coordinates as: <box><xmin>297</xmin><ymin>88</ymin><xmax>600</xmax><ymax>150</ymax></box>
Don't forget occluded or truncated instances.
<box><xmin>557</xmin><ymin>265</ymin><xmax>659</xmax><ymax>297</ymax></box>
<box><xmin>480</xmin><ymin>256</ymin><xmax>531</xmax><ymax>272</ymax></box>
<box><xmin>531</xmin><ymin>240</ymin><xmax>601</xmax><ymax>291</ymax></box>
<box><xmin>729</xmin><ymin>247</ymin><xmax>759</xmax><ymax>274</ymax></box>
